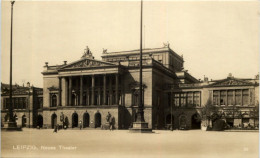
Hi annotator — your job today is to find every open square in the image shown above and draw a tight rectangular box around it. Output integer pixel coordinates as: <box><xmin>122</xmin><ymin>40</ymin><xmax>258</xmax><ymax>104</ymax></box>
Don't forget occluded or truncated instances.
<box><xmin>1</xmin><ymin>129</ymin><xmax>258</xmax><ymax>158</ymax></box>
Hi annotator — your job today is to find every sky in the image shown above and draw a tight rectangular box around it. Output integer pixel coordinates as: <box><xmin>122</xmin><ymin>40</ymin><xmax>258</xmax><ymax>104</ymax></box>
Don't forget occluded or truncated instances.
<box><xmin>1</xmin><ymin>1</ymin><xmax>259</xmax><ymax>87</ymax></box>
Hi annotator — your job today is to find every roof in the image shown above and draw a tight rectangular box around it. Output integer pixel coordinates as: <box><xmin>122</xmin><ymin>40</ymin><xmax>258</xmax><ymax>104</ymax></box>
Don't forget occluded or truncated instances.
<box><xmin>1</xmin><ymin>83</ymin><xmax>43</xmax><ymax>96</ymax></box>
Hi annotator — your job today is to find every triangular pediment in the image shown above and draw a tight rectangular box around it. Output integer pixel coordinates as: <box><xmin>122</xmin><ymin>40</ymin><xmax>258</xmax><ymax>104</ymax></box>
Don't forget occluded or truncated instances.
<box><xmin>210</xmin><ymin>78</ymin><xmax>253</xmax><ymax>87</ymax></box>
<box><xmin>59</xmin><ymin>58</ymin><xmax>115</xmax><ymax>70</ymax></box>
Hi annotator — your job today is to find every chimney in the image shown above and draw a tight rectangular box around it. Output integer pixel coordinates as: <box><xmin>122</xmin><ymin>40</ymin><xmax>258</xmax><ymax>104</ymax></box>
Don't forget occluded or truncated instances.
<box><xmin>45</xmin><ymin>62</ymin><xmax>48</xmax><ymax>67</ymax></box>
<box><xmin>64</xmin><ymin>61</ymin><xmax>67</xmax><ymax>65</ymax></box>
<box><xmin>27</xmin><ymin>82</ymin><xmax>30</xmax><ymax>87</ymax></box>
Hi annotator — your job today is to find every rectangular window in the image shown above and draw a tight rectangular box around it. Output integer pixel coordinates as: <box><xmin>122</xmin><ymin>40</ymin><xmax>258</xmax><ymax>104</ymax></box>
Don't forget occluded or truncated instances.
<box><xmin>187</xmin><ymin>92</ymin><xmax>193</xmax><ymax>107</ymax></box>
<box><xmin>174</xmin><ymin>94</ymin><xmax>179</xmax><ymax>107</ymax></box>
<box><xmin>180</xmin><ymin>93</ymin><xmax>186</xmax><ymax>107</ymax></box>
<box><xmin>194</xmin><ymin>92</ymin><xmax>200</xmax><ymax>107</ymax></box>
<box><xmin>227</xmin><ymin>90</ymin><xmax>234</xmax><ymax>105</ymax></box>
<box><xmin>213</xmin><ymin>91</ymin><xmax>219</xmax><ymax>105</ymax></box>
<box><xmin>235</xmin><ymin>90</ymin><xmax>242</xmax><ymax>105</ymax></box>
<box><xmin>220</xmin><ymin>91</ymin><xmax>226</xmax><ymax>105</ymax></box>
<box><xmin>242</xmin><ymin>89</ymin><xmax>249</xmax><ymax>105</ymax></box>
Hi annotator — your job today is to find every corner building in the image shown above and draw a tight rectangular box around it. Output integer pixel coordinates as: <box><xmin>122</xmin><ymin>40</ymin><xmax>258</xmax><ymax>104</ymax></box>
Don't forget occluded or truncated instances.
<box><xmin>1</xmin><ymin>82</ymin><xmax>43</xmax><ymax>128</ymax></box>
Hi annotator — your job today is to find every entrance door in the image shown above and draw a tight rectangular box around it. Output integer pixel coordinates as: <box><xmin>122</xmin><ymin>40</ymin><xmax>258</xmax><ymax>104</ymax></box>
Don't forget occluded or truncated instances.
<box><xmin>179</xmin><ymin>115</ymin><xmax>187</xmax><ymax>129</ymax></box>
<box><xmin>72</xmin><ymin>113</ymin><xmax>78</xmax><ymax>128</ymax></box>
<box><xmin>95</xmin><ymin>113</ymin><xmax>101</xmax><ymax>128</ymax></box>
<box><xmin>51</xmin><ymin>114</ymin><xmax>57</xmax><ymax>129</ymax></box>
<box><xmin>191</xmin><ymin>114</ymin><xmax>201</xmax><ymax>129</ymax></box>
<box><xmin>22</xmin><ymin>115</ymin><xmax>26</xmax><ymax>127</ymax></box>
<box><xmin>37</xmin><ymin>115</ymin><xmax>43</xmax><ymax>128</ymax></box>
<box><xmin>83</xmin><ymin>113</ymin><xmax>90</xmax><ymax>128</ymax></box>
<box><xmin>166</xmin><ymin>114</ymin><xmax>174</xmax><ymax>129</ymax></box>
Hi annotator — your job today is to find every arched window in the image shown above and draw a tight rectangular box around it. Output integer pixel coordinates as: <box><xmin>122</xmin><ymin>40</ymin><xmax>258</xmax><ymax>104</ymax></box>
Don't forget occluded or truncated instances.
<box><xmin>51</xmin><ymin>95</ymin><xmax>57</xmax><ymax>107</ymax></box>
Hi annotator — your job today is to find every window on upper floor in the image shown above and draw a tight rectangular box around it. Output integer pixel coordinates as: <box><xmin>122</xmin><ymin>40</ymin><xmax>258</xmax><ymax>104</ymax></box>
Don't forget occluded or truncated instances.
<box><xmin>51</xmin><ymin>94</ymin><xmax>57</xmax><ymax>107</ymax></box>
<box><xmin>173</xmin><ymin>91</ymin><xmax>201</xmax><ymax>107</ymax></box>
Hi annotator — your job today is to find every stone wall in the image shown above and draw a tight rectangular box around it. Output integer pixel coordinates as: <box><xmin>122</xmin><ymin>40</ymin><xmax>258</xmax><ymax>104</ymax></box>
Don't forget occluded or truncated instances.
<box><xmin>43</xmin><ymin>75</ymin><xmax>59</xmax><ymax>108</ymax></box>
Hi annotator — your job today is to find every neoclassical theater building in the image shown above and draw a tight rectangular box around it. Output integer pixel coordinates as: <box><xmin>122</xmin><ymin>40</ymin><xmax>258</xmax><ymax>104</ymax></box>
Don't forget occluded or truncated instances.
<box><xmin>40</xmin><ymin>45</ymin><xmax>259</xmax><ymax>129</ymax></box>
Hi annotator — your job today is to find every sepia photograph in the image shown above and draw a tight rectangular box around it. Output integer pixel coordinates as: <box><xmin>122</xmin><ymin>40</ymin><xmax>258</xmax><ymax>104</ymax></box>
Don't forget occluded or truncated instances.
<box><xmin>1</xmin><ymin>0</ymin><xmax>259</xmax><ymax>158</ymax></box>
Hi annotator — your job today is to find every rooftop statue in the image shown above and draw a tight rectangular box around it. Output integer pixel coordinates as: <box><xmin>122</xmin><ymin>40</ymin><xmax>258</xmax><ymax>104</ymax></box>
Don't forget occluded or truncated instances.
<box><xmin>103</xmin><ymin>48</ymin><xmax>107</xmax><ymax>54</ymax></box>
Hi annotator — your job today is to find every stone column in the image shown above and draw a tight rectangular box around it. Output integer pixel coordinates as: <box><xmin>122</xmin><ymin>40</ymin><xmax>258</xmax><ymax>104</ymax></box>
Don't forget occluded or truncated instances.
<box><xmin>98</xmin><ymin>77</ymin><xmax>102</xmax><ymax>105</ymax></box>
<box><xmin>109</xmin><ymin>75</ymin><xmax>113</xmax><ymax>105</ymax></box>
<box><xmin>87</xmin><ymin>83</ymin><xmax>90</xmax><ymax>106</ymax></box>
<box><xmin>103</xmin><ymin>75</ymin><xmax>107</xmax><ymax>105</ymax></box>
<box><xmin>115</xmin><ymin>74</ymin><xmax>119</xmax><ymax>105</ymax></box>
<box><xmin>91</xmin><ymin>75</ymin><xmax>95</xmax><ymax>105</ymax></box>
<box><xmin>68</xmin><ymin>77</ymin><xmax>72</xmax><ymax>106</ymax></box>
<box><xmin>58</xmin><ymin>77</ymin><xmax>62</xmax><ymax>106</ymax></box>
<box><xmin>65</xmin><ymin>78</ymin><xmax>68</xmax><ymax>106</ymax></box>
<box><xmin>80</xmin><ymin>76</ymin><xmax>83</xmax><ymax>105</ymax></box>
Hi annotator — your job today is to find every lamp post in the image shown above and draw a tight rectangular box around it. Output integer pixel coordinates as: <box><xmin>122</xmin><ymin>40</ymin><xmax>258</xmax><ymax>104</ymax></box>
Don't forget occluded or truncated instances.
<box><xmin>129</xmin><ymin>0</ymin><xmax>152</xmax><ymax>133</ymax></box>
<box><xmin>9</xmin><ymin>0</ymin><xmax>15</xmax><ymax>124</ymax></box>
<box><xmin>3</xmin><ymin>1</ymin><xmax>21</xmax><ymax>131</ymax></box>
<box><xmin>135</xmin><ymin>0</ymin><xmax>144</xmax><ymax>123</ymax></box>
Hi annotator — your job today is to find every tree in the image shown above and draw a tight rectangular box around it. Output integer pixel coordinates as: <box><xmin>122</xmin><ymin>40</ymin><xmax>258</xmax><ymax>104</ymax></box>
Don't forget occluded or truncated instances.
<box><xmin>200</xmin><ymin>98</ymin><xmax>218</xmax><ymax>128</ymax></box>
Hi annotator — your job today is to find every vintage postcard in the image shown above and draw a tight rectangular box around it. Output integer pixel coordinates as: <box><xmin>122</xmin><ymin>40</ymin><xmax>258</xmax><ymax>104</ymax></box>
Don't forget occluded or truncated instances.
<box><xmin>1</xmin><ymin>1</ymin><xmax>259</xmax><ymax>158</ymax></box>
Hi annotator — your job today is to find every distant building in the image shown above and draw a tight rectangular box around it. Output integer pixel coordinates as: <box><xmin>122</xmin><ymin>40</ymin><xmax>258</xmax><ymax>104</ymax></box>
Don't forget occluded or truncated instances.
<box><xmin>1</xmin><ymin>82</ymin><xmax>43</xmax><ymax>128</ymax></box>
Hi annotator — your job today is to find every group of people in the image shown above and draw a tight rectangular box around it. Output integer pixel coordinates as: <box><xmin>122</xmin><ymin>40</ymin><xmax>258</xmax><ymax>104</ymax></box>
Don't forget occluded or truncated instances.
<box><xmin>54</xmin><ymin>112</ymin><xmax>115</xmax><ymax>133</ymax></box>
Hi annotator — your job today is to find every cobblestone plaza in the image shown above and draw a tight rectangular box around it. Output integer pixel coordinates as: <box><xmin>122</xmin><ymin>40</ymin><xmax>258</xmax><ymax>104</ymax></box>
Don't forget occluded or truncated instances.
<box><xmin>1</xmin><ymin>129</ymin><xmax>258</xmax><ymax>158</ymax></box>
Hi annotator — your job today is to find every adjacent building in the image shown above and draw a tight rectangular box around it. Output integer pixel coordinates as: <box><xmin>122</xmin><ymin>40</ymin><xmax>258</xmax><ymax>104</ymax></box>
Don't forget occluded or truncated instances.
<box><xmin>166</xmin><ymin>74</ymin><xmax>259</xmax><ymax>129</ymax></box>
<box><xmin>1</xmin><ymin>82</ymin><xmax>43</xmax><ymax>128</ymax></box>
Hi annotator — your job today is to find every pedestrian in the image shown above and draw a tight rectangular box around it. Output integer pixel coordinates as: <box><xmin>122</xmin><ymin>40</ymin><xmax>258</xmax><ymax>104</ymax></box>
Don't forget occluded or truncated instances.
<box><xmin>53</xmin><ymin>124</ymin><xmax>58</xmax><ymax>133</ymax></box>
<box><xmin>109</xmin><ymin>117</ymin><xmax>114</xmax><ymax>131</ymax></box>
<box><xmin>79</xmin><ymin>120</ymin><xmax>82</xmax><ymax>130</ymax></box>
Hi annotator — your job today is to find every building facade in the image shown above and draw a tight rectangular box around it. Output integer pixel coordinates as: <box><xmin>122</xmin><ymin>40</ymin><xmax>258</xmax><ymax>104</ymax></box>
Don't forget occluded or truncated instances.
<box><xmin>1</xmin><ymin>82</ymin><xmax>43</xmax><ymax>128</ymax></box>
<box><xmin>165</xmin><ymin>74</ymin><xmax>259</xmax><ymax>130</ymax></box>
<box><xmin>39</xmin><ymin>45</ymin><xmax>259</xmax><ymax>130</ymax></box>
<box><xmin>42</xmin><ymin>45</ymin><xmax>197</xmax><ymax>129</ymax></box>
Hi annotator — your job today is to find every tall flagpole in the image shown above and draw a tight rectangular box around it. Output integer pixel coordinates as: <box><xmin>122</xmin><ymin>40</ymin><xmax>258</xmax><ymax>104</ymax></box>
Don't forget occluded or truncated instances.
<box><xmin>136</xmin><ymin>0</ymin><xmax>144</xmax><ymax>122</ymax></box>
<box><xmin>3</xmin><ymin>0</ymin><xmax>21</xmax><ymax>131</ymax></box>
<box><xmin>130</xmin><ymin>0</ymin><xmax>152</xmax><ymax>133</ymax></box>
<box><xmin>9</xmin><ymin>1</ymin><xmax>15</xmax><ymax>123</ymax></box>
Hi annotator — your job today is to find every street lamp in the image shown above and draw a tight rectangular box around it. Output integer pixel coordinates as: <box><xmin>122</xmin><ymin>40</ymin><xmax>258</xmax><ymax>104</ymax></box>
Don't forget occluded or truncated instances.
<box><xmin>3</xmin><ymin>1</ymin><xmax>21</xmax><ymax>131</ymax></box>
<box><xmin>129</xmin><ymin>0</ymin><xmax>152</xmax><ymax>133</ymax></box>
<box><xmin>9</xmin><ymin>0</ymin><xmax>15</xmax><ymax>124</ymax></box>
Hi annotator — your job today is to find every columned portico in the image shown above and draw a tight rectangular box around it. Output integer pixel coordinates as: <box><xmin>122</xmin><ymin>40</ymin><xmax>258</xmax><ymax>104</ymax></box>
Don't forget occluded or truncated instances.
<box><xmin>60</xmin><ymin>74</ymin><xmax>120</xmax><ymax>106</ymax></box>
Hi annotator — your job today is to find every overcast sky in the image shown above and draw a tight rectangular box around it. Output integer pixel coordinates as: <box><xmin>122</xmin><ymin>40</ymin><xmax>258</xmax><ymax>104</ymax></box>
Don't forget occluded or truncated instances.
<box><xmin>1</xmin><ymin>1</ymin><xmax>259</xmax><ymax>87</ymax></box>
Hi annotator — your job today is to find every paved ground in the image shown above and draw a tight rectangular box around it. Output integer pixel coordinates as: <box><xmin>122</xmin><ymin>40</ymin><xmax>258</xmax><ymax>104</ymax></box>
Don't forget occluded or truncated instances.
<box><xmin>1</xmin><ymin>129</ymin><xmax>259</xmax><ymax>158</ymax></box>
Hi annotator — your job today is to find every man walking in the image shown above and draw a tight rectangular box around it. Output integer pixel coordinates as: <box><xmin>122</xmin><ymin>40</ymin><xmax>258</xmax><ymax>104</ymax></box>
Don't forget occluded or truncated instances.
<box><xmin>79</xmin><ymin>120</ymin><xmax>82</xmax><ymax>130</ymax></box>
